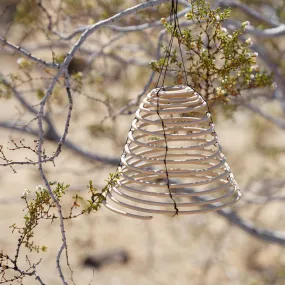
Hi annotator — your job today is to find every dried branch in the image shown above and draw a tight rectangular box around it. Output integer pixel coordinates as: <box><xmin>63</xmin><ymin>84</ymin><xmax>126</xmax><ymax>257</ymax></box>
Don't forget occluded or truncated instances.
<box><xmin>226</xmin><ymin>19</ymin><xmax>285</xmax><ymax>38</ymax></box>
<box><xmin>52</xmin><ymin>0</ymin><xmax>190</xmax><ymax>40</ymax></box>
<box><xmin>108</xmin><ymin>6</ymin><xmax>191</xmax><ymax>33</ymax></box>
<box><xmin>217</xmin><ymin>207</ymin><xmax>285</xmax><ymax>245</ymax></box>
<box><xmin>234</xmin><ymin>99</ymin><xmax>285</xmax><ymax>130</ymax></box>
<box><xmin>217</xmin><ymin>0</ymin><xmax>282</xmax><ymax>26</ymax></box>
<box><xmin>0</xmin><ymin>37</ymin><xmax>58</xmax><ymax>69</ymax></box>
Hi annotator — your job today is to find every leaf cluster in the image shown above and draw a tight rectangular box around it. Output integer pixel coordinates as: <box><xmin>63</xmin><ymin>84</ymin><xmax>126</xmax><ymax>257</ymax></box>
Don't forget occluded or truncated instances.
<box><xmin>151</xmin><ymin>0</ymin><xmax>273</xmax><ymax>102</ymax></box>
<box><xmin>0</xmin><ymin>172</ymin><xmax>121</xmax><ymax>283</ymax></box>
<box><xmin>0</xmin><ymin>80</ymin><xmax>12</xmax><ymax>99</ymax></box>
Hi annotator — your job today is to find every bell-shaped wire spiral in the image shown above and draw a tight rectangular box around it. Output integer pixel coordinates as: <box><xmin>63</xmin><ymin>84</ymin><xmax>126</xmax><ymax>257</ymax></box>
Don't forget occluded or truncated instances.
<box><xmin>103</xmin><ymin>86</ymin><xmax>241</xmax><ymax>220</ymax></box>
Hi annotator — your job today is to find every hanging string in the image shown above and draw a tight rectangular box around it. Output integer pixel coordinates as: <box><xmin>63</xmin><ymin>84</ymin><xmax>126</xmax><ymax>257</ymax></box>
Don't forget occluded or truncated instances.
<box><xmin>155</xmin><ymin>0</ymin><xmax>189</xmax><ymax>88</ymax></box>
<box><xmin>155</xmin><ymin>0</ymin><xmax>188</xmax><ymax>216</ymax></box>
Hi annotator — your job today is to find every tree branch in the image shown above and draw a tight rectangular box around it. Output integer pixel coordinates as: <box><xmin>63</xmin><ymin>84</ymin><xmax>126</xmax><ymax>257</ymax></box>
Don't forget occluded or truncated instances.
<box><xmin>226</xmin><ymin>19</ymin><xmax>285</xmax><ymax>38</ymax></box>
<box><xmin>0</xmin><ymin>37</ymin><xmax>58</xmax><ymax>69</ymax></box>
<box><xmin>217</xmin><ymin>207</ymin><xmax>285</xmax><ymax>245</ymax></box>
<box><xmin>217</xmin><ymin>0</ymin><xmax>282</xmax><ymax>27</ymax></box>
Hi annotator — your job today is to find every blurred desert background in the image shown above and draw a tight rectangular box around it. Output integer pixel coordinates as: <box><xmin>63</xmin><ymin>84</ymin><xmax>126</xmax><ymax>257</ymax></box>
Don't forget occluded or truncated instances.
<box><xmin>1</xmin><ymin>1</ymin><xmax>285</xmax><ymax>285</ymax></box>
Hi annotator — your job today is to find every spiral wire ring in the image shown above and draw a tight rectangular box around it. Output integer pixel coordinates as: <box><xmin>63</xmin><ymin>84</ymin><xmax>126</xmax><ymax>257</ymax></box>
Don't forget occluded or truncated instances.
<box><xmin>103</xmin><ymin>86</ymin><xmax>241</xmax><ymax>219</ymax></box>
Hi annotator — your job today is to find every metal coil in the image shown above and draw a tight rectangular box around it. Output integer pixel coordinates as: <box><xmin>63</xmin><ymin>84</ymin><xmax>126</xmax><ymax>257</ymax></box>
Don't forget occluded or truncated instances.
<box><xmin>103</xmin><ymin>86</ymin><xmax>241</xmax><ymax>220</ymax></box>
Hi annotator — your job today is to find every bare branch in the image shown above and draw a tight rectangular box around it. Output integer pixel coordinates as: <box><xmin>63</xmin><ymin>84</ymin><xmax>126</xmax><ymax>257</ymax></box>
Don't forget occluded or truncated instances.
<box><xmin>0</xmin><ymin>73</ymin><xmax>38</xmax><ymax>115</ymax></box>
<box><xmin>37</xmin><ymin>102</ymin><xmax>68</xmax><ymax>285</ymax></box>
<box><xmin>108</xmin><ymin>6</ymin><xmax>191</xmax><ymax>33</ymax></box>
<box><xmin>233</xmin><ymin>98</ymin><xmax>285</xmax><ymax>130</ymax></box>
<box><xmin>217</xmin><ymin>0</ymin><xmax>282</xmax><ymax>26</ymax></box>
<box><xmin>0</xmin><ymin>121</ymin><xmax>39</xmax><ymax>137</ymax></box>
<box><xmin>39</xmin><ymin>0</ymin><xmax>174</xmax><ymax>123</ymax></box>
<box><xmin>226</xmin><ymin>19</ymin><xmax>285</xmax><ymax>38</ymax></box>
<box><xmin>217</xmin><ymin>207</ymin><xmax>285</xmax><ymax>245</ymax></box>
<box><xmin>0</xmin><ymin>37</ymin><xmax>58</xmax><ymax>69</ymax></box>
<box><xmin>53</xmin><ymin>0</ymin><xmax>190</xmax><ymax>40</ymax></box>
<box><xmin>0</xmin><ymin>120</ymin><xmax>120</xmax><ymax>167</ymax></box>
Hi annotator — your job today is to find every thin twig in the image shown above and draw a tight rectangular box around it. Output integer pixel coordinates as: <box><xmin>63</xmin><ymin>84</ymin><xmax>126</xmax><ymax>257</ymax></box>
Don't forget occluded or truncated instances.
<box><xmin>0</xmin><ymin>37</ymin><xmax>58</xmax><ymax>69</ymax></box>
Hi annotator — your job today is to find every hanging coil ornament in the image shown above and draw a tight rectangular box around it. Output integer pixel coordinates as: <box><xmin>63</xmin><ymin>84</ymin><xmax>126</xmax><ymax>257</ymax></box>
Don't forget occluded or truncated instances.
<box><xmin>103</xmin><ymin>0</ymin><xmax>241</xmax><ymax>219</ymax></box>
<box><xmin>103</xmin><ymin>86</ymin><xmax>241</xmax><ymax>220</ymax></box>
